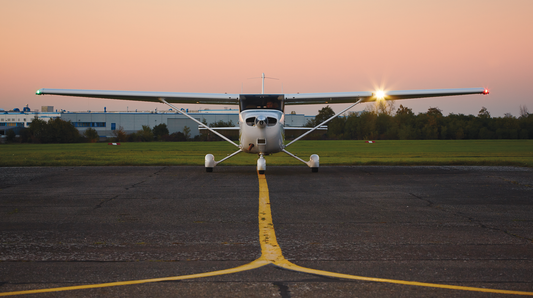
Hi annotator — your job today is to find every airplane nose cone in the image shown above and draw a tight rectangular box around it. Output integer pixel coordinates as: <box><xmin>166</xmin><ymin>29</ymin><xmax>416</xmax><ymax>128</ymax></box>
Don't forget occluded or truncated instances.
<box><xmin>256</xmin><ymin>115</ymin><xmax>267</xmax><ymax>128</ymax></box>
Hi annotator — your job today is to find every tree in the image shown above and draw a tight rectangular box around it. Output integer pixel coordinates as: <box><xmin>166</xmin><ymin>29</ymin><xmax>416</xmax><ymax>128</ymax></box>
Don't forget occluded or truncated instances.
<box><xmin>137</xmin><ymin>125</ymin><xmax>154</xmax><ymax>142</ymax></box>
<box><xmin>422</xmin><ymin>107</ymin><xmax>442</xmax><ymax>139</ymax></box>
<box><xmin>27</xmin><ymin>119</ymin><xmax>47</xmax><ymax>143</ymax></box>
<box><xmin>6</xmin><ymin>129</ymin><xmax>16</xmax><ymax>142</ymax></box>
<box><xmin>519</xmin><ymin>105</ymin><xmax>529</xmax><ymax>118</ymax></box>
<box><xmin>43</xmin><ymin>118</ymin><xmax>81</xmax><ymax>143</ymax></box>
<box><xmin>112</xmin><ymin>126</ymin><xmax>128</xmax><ymax>142</ymax></box>
<box><xmin>83</xmin><ymin>128</ymin><xmax>99</xmax><ymax>143</ymax></box>
<box><xmin>370</xmin><ymin>100</ymin><xmax>395</xmax><ymax>116</ymax></box>
<box><xmin>152</xmin><ymin>123</ymin><xmax>169</xmax><ymax>140</ymax></box>
<box><xmin>183</xmin><ymin>126</ymin><xmax>191</xmax><ymax>140</ymax></box>
<box><xmin>314</xmin><ymin>106</ymin><xmax>335</xmax><ymax>124</ymax></box>
<box><xmin>306</xmin><ymin>106</ymin><xmax>335</xmax><ymax>127</ymax></box>
<box><xmin>478</xmin><ymin>107</ymin><xmax>490</xmax><ymax>118</ymax></box>
<box><xmin>427</xmin><ymin>107</ymin><xmax>443</xmax><ymax>117</ymax></box>
<box><xmin>327</xmin><ymin>117</ymin><xmax>345</xmax><ymax>139</ymax></box>
<box><xmin>164</xmin><ymin>131</ymin><xmax>187</xmax><ymax>141</ymax></box>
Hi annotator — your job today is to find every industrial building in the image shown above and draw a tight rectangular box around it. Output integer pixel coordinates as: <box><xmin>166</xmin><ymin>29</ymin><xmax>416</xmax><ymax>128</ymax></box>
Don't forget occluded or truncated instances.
<box><xmin>1</xmin><ymin>106</ymin><xmax>314</xmax><ymax>138</ymax></box>
<box><xmin>0</xmin><ymin>106</ymin><xmax>61</xmax><ymax>135</ymax></box>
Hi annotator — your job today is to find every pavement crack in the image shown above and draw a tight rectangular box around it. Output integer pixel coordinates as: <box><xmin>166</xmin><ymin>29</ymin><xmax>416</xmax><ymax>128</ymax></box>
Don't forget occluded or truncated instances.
<box><xmin>150</xmin><ymin>166</ymin><xmax>167</xmax><ymax>177</ymax></box>
<box><xmin>409</xmin><ymin>193</ymin><xmax>435</xmax><ymax>208</ymax></box>
<box><xmin>487</xmin><ymin>175</ymin><xmax>533</xmax><ymax>188</ymax></box>
<box><xmin>273</xmin><ymin>282</ymin><xmax>291</xmax><ymax>298</ymax></box>
<box><xmin>94</xmin><ymin>195</ymin><xmax>119</xmax><ymax>209</ymax></box>
<box><xmin>461</xmin><ymin>213</ymin><xmax>533</xmax><ymax>243</ymax></box>
<box><xmin>359</xmin><ymin>169</ymin><xmax>373</xmax><ymax>175</ymax></box>
<box><xmin>125</xmin><ymin>167</ymin><xmax>167</xmax><ymax>190</ymax></box>
<box><xmin>409</xmin><ymin>193</ymin><xmax>532</xmax><ymax>243</ymax></box>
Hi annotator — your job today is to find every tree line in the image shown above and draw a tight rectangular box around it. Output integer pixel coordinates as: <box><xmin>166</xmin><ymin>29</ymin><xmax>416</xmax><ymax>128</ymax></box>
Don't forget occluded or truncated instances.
<box><xmin>6</xmin><ymin>118</ymin><xmax>237</xmax><ymax>143</ymax></box>
<box><xmin>306</xmin><ymin>102</ymin><xmax>532</xmax><ymax>140</ymax></box>
<box><xmin>4</xmin><ymin>104</ymin><xmax>531</xmax><ymax>144</ymax></box>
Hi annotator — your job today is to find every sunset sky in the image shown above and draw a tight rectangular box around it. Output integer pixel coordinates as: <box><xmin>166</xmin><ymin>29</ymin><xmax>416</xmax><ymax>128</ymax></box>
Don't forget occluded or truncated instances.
<box><xmin>1</xmin><ymin>0</ymin><xmax>532</xmax><ymax>117</ymax></box>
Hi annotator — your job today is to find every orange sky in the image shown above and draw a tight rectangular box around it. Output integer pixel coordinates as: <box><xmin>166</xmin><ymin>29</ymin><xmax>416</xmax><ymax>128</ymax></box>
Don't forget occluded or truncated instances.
<box><xmin>1</xmin><ymin>0</ymin><xmax>532</xmax><ymax>116</ymax></box>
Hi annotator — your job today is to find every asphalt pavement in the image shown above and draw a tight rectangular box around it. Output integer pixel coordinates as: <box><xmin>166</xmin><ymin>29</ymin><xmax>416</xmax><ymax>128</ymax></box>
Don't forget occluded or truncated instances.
<box><xmin>0</xmin><ymin>166</ymin><xmax>532</xmax><ymax>297</ymax></box>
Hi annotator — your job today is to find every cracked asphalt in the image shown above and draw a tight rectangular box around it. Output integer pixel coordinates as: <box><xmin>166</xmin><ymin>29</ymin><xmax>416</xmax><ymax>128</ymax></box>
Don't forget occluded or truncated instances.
<box><xmin>0</xmin><ymin>166</ymin><xmax>532</xmax><ymax>297</ymax></box>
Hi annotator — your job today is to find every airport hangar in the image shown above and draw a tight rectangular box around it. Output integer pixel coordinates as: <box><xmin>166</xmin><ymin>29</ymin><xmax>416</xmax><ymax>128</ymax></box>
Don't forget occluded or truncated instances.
<box><xmin>0</xmin><ymin>107</ymin><xmax>315</xmax><ymax>138</ymax></box>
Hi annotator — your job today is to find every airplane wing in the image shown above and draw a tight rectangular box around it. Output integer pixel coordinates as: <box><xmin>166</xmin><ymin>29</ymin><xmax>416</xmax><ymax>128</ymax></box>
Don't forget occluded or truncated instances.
<box><xmin>284</xmin><ymin>126</ymin><xmax>327</xmax><ymax>130</ymax></box>
<box><xmin>36</xmin><ymin>88</ymin><xmax>239</xmax><ymax>105</ymax></box>
<box><xmin>198</xmin><ymin>126</ymin><xmax>240</xmax><ymax>130</ymax></box>
<box><xmin>284</xmin><ymin>88</ymin><xmax>488</xmax><ymax>105</ymax></box>
<box><xmin>37</xmin><ymin>87</ymin><xmax>488</xmax><ymax>105</ymax></box>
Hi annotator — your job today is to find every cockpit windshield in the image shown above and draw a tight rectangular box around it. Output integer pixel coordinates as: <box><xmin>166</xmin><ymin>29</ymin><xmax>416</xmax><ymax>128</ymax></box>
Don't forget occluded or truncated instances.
<box><xmin>239</xmin><ymin>94</ymin><xmax>284</xmax><ymax>112</ymax></box>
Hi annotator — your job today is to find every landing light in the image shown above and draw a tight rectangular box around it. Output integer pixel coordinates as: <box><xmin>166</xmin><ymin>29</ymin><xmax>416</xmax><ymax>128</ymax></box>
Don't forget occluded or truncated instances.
<box><xmin>375</xmin><ymin>90</ymin><xmax>386</xmax><ymax>100</ymax></box>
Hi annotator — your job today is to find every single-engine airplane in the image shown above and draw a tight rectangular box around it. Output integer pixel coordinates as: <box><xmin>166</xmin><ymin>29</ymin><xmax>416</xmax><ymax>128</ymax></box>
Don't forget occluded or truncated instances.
<box><xmin>36</xmin><ymin>74</ymin><xmax>489</xmax><ymax>173</ymax></box>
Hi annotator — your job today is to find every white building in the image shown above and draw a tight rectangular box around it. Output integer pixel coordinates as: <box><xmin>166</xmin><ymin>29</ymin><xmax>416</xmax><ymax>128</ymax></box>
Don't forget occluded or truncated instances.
<box><xmin>1</xmin><ymin>106</ymin><xmax>312</xmax><ymax>138</ymax></box>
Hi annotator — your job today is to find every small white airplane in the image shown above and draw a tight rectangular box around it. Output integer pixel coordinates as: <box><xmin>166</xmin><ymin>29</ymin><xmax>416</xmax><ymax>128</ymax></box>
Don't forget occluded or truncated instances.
<box><xmin>36</xmin><ymin>74</ymin><xmax>489</xmax><ymax>173</ymax></box>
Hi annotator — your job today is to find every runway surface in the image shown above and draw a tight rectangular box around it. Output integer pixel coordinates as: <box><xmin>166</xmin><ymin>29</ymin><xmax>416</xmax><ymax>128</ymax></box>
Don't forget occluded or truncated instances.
<box><xmin>1</xmin><ymin>166</ymin><xmax>532</xmax><ymax>297</ymax></box>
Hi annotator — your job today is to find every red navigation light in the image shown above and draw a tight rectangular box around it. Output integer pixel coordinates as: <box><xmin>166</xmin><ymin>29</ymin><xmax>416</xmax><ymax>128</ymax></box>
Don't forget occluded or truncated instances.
<box><xmin>483</xmin><ymin>89</ymin><xmax>489</xmax><ymax>95</ymax></box>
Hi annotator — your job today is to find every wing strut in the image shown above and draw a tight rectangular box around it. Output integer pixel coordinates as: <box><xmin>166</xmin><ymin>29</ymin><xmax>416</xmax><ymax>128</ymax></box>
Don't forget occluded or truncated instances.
<box><xmin>215</xmin><ymin>149</ymin><xmax>243</xmax><ymax>165</ymax></box>
<box><xmin>284</xmin><ymin>99</ymin><xmax>362</xmax><ymax>148</ymax></box>
<box><xmin>158</xmin><ymin>98</ymin><xmax>239</xmax><ymax>148</ymax></box>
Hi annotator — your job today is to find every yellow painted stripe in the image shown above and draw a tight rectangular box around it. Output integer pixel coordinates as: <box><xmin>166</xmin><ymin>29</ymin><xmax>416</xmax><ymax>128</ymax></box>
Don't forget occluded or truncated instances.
<box><xmin>274</xmin><ymin>260</ymin><xmax>533</xmax><ymax>296</ymax></box>
<box><xmin>0</xmin><ymin>259</ymin><xmax>269</xmax><ymax>296</ymax></box>
<box><xmin>256</xmin><ymin>172</ymin><xmax>286</xmax><ymax>263</ymax></box>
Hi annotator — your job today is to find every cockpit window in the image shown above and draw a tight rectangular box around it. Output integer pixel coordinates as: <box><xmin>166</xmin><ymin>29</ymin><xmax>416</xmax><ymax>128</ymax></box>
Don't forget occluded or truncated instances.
<box><xmin>239</xmin><ymin>94</ymin><xmax>284</xmax><ymax>111</ymax></box>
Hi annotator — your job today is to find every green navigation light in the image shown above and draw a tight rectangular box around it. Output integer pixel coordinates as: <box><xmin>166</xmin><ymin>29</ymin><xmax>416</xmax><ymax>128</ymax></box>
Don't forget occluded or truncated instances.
<box><xmin>36</xmin><ymin>89</ymin><xmax>41</xmax><ymax>95</ymax></box>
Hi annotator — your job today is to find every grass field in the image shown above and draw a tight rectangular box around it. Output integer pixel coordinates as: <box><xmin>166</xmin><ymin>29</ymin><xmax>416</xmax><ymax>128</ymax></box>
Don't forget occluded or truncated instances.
<box><xmin>0</xmin><ymin>140</ymin><xmax>532</xmax><ymax>167</ymax></box>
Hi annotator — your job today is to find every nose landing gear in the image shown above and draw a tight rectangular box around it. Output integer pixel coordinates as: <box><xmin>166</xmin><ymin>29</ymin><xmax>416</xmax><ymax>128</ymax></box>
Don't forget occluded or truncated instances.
<box><xmin>257</xmin><ymin>154</ymin><xmax>266</xmax><ymax>174</ymax></box>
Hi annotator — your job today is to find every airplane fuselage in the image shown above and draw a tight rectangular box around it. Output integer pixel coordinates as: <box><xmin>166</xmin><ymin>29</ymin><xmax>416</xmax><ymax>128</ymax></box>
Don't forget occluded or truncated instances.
<box><xmin>239</xmin><ymin>109</ymin><xmax>285</xmax><ymax>154</ymax></box>
<box><xmin>237</xmin><ymin>94</ymin><xmax>286</xmax><ymax>155</ymax></box>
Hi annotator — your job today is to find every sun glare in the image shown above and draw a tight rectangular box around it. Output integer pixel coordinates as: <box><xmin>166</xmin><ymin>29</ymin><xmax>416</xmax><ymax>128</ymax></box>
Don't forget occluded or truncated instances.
<box><xmin>375</xmin><ymin>90</ymin><xmax>386</xmax><ymax>100</ymax></box>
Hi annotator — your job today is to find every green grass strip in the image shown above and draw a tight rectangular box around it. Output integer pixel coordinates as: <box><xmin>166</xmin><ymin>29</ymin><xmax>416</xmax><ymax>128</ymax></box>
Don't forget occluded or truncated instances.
<box><xmin>1</xmin><ymin>140</ymin><xmax>532</xmax><ymax>167</ymax></box>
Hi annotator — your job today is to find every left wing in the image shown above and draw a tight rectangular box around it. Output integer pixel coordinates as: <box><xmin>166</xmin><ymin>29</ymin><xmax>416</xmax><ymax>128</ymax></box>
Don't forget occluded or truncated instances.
<box><xmin>36</xmin><ymin>89</ymin><xmax>239</xmax><ymax>105</ymax></box>
<box><xmin>284</xmin><ymin>88</ymin><xmax>488</xmax><ymax>105</ymax></box>
<box><xmin>199</xmin><ymin>127</ymin><xmax>239</xmax><ymax>130</ymax></box>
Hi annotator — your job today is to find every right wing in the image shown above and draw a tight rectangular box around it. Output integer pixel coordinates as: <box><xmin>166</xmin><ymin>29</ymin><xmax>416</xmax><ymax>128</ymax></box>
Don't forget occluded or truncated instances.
<box><xmin>36</xmin><ymin>88</ymin><xmax>239</xmax><ymax>105</ymax></box>
<box><xmin>284</xmin><ymin>88</ymin><xmax>488</xmax><ymax>105</ymax></box>
<box><xmin>284</xmin><ymin>126</ymin><xmax>327</xmax><ymax>130</ymax></box>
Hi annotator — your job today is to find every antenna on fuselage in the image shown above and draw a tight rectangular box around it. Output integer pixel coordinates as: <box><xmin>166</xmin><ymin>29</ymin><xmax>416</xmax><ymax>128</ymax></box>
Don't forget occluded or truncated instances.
<box><xmin>248</xmin><ymin>73</ymin><xmax>279</xmax><ymax>94</ymax></box>
<box><xmin>261</xmin><ymin>73</ymin><xmax>265</xmax><ymax>94</ymax></box>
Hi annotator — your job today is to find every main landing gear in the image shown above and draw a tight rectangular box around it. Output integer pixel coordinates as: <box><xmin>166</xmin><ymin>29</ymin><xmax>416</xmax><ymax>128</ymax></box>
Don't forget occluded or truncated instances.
<box><xmin>281</xmin><ymin>150</ymin><xmax>319</xmax><ymax>173</ymax></box>
<box><xmin>205</xmin><ymin>151</ymin><xmax>319</xmax><ymax>173</ymax></box>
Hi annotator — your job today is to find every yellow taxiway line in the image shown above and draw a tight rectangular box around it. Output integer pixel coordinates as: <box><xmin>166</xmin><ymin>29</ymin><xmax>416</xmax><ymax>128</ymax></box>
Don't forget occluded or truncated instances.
<box><xmin>1</xmin><ymin>172</ymin><xmax>532</xmax><ymax>296</ymax></box>
<box><xmin>0</xmin><ymin>260</ymin><xmax>269</xmax><ymax>296</ymax></box>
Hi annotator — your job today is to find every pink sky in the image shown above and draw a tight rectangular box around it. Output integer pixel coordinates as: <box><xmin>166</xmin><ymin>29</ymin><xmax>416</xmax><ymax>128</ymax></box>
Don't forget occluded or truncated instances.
<box><xmin>1</xmin><ymin>0</ymin><xmax>532</xmax><ymax>116</ymax></box>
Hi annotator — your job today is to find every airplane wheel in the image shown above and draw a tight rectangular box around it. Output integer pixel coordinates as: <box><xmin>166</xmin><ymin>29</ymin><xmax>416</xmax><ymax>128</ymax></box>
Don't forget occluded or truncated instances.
<box><xmin>259</xmin><ymin>170</ymin><xmax>265</xmax><ymax>174</ymax></box>
<box><xmin>206</xmin><ymin>167</ymin><xmax>213</xmax><ymax>172</ymax></box>
<box><xmin>311</xmin><ymin>167</ymin><xmax>318</xmax><ymax>172</ymax></box>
